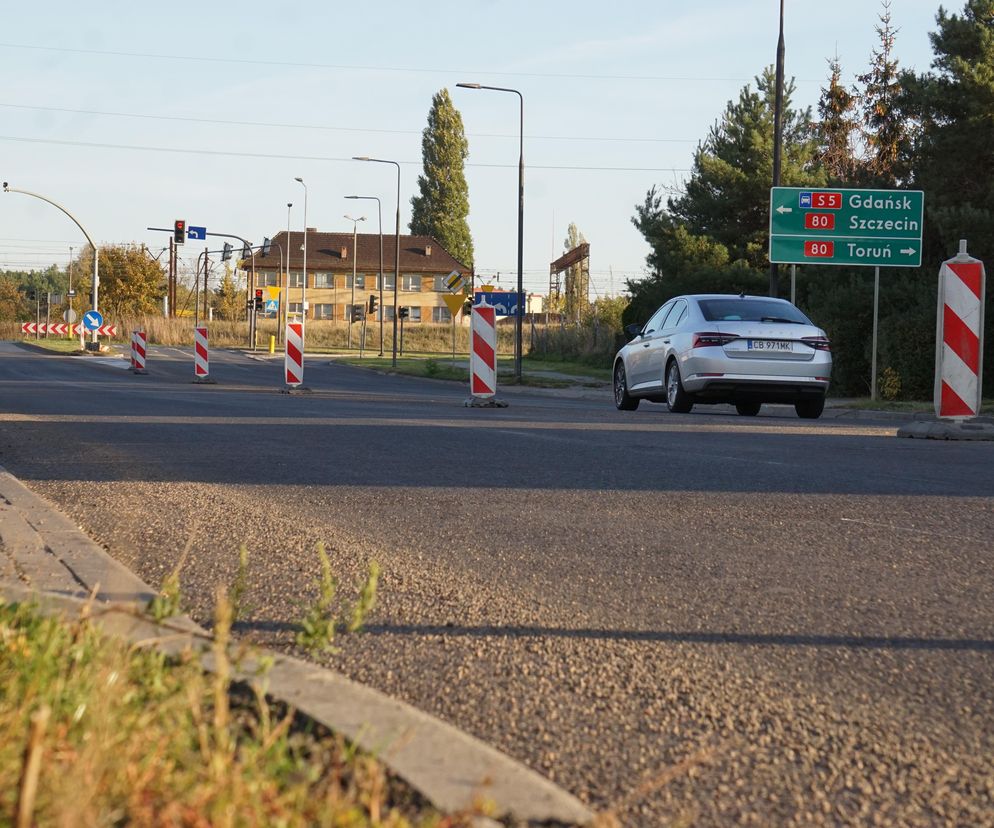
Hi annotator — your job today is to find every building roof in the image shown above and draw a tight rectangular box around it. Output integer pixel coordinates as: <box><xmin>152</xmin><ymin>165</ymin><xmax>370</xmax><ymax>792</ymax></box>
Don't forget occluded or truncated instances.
<box><xmin>252</xmin><ymin>230</ymin><xmax>471</xmax><ymax>275</ymax></box>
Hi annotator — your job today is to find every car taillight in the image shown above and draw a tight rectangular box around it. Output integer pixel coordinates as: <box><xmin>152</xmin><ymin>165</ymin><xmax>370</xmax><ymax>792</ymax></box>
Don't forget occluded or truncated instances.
<box><xmin>692</xmin><ymin>332</ymin><xmax>738</xmax><ymax>348</ymax></box>
<box><xmin>802</xmin><ymin>336</ymin><xmax>832</xmax><ymax>352</ymax></box>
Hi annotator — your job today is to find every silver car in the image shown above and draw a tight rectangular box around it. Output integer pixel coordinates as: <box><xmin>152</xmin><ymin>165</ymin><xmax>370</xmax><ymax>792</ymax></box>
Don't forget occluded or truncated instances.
<box><xmin>613</xmin><ymin>294</ymin><xmax>832</xmax><ymax>418</ymax></box>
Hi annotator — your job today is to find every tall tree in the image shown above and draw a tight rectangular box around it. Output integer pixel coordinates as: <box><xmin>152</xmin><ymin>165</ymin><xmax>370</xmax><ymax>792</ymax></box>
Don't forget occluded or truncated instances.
<box><xmin>628</xmin><ymin>68</ymin><xmax>823</xmax><ymax>322</ymax></box>
<box><xmin>902</xmin><ymin>0</ymin><xmax>994</xmax><ymax>260</ymax></box>
<box><xmin>856</xmin><ymin>0</ymin><xmax>908</xmax><ymax>185</ymax></box>
<box><xmin>409</xmin><ymin>88</ymin><xmax>474</xmax><ymax>267</ymax></box>
<box><xmin>74</xmin><ymin>245</ymin><xmax>164</xmax><ymax>318</ymax></box>
<box><xmin>214</xmin><ymin>268</ymin><xmax>243</xmax><ymax>321</ymax></box>
<box><xmin>817</xmin><ymin>55</ymin><xmax>861</xmax><ymax>184</ymax></box>
<box><xmin>562</xmin><ymin>223</ymin><xmax>589</xmax><ymax>323</ymax></box>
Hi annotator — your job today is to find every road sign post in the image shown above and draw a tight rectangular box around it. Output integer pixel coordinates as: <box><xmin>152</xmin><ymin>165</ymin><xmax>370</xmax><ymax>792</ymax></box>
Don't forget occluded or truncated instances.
<box><xmin>769</xmin><ymin>188</ymin><xmax>924</xmax><ymax>268</ymax></box>
<box><xmin>770</xmin><ymin>187</ymin><xmax>924</xmax><ymax>398</ymax></box>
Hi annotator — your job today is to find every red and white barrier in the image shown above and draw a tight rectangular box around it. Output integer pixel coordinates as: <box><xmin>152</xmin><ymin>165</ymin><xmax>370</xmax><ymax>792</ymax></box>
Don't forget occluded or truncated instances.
<box><xmin>285</xmin><ymin>322</ymin><xmax>303</xmax><ymax>387</ymax></box>
<box><xmin>130</xmin><ymin>331</ymin><xmax>137</xmax><ymax>368</ymax></box>
<box><xmin>935</xmin><ymin>241</ymin><xmax>986</xmax><ymax>419</ymax></box>
<box><xmin>194</xmin><ymin>326</ymin><xmax>209</xmax><ymax>378</ymax></box>
<box><xmin>132</xmin><ymin>330</ymin><xmax>148</xmax><ymax>374</ymax></box>
<box><xmin>470</xmin><ymin>297</ymin><xmax>497</xmax><ymax>398</ymax></box>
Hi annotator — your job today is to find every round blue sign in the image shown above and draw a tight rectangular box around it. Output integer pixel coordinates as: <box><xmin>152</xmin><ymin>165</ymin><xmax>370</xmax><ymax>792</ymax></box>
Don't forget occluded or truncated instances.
<box><xmin>83</xmin><ymin>309</ymin><xmax>104</xmax><ymax>331</ymax></box>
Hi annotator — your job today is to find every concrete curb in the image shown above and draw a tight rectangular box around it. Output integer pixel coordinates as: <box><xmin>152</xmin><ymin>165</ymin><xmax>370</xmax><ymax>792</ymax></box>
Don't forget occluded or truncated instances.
<box><xmin>896</xmin><ymin>420</ymin><xmax>994</xmax><ymax>441</ymax></box>
<box><xmin>0</xmin><ymin>466</ymin><xmax>592</xmax><ymax>827</ymax></box>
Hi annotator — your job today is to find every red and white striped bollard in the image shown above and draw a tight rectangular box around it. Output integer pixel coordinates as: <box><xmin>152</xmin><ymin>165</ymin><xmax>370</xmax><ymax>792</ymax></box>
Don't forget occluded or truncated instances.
<box><xmin>132</xmin><ymin>330</ymin><xmax>148</xmax><ymax>375</ymax></box>
<box><xmin>285</xmin><ymin>322</ymin><xmax>303</xmax><ymax>389</ymax></box>
<box><xmin>935</xmin><ymin>240</ymin><xmax>985</xmax><ymax>419</ymax></box>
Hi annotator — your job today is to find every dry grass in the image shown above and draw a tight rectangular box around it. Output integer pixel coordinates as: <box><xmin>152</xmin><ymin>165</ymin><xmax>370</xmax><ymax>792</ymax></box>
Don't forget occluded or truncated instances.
<box><xmin>0</xmin><ymin>596</ymin><xmax>471</xmax><ymax>827</ymax></box>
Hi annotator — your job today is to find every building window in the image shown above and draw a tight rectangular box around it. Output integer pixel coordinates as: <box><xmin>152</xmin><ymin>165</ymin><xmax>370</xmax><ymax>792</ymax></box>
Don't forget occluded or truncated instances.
<box><xmin>357</xmin><ymin>274</ymin><xmax>367</xmax><ymax>288</ymax></box>
<box><xmin>432</xmin><ymin>306</ymin><xmax>452</xmax><ymax>323</ymax></box>
<box><xmin>382</xmin><ymin>274</ymin><xmax>396</xmax><ymax>290</ymax></box>
<box><xmin>401</xmin><ymin>306</ymin><xmax>421</xmax><ymax>322</ymax></box>
<box><xmin>288</xmin><ymin>302</ymin><xmax>303</xmax><ymax>317</ymax></box>
<box><xmin>383</xmin><ymin>305</ymin><xmax>395</xmax><ymax>321</ymax></box>
<box><xmin>433</xmin><ymin>275</ymin><xmax>447</xmax><ymax>291</ymax></box>
<box><xmin>314</xmin><ymin>303</ymin><xmax>334</xmax><ymax>320</ymax></box>
<box><xmin>289</xmin><ymin>272</ymin><xmax>304</xmax><ymax>288</ymax></box>
<box><xmin>402</xmin><ymin>274</ymin><xmax>421</xmax><ymax>291</ymax></box>
<box><xmin>314</xmin><ymin>272</ymin><xmax>333</xmax><ymax>288</ymax></box>
<box><xmin>258</xmin><ymin>271</ymin><xmax>280</xmax><ymax>287</ymax></box>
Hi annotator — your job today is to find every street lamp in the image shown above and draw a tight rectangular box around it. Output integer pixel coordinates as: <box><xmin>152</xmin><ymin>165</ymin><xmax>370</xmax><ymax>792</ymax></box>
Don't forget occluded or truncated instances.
<box><xmin>283</xmin><ymin>201</ymin><xmax>292</xmax><ymax>343</ymax></box>
<box><xmin>294</xmin><ymin>178</ymin><xmax>307</xmax><ymax>337</ymax></box>
<box><xmin>344</xmin><ymin>214</ymin><xmax>366</xmax><ymax>348</ymax></box>
<box><xmin>3</xmin><ymin>181</ymin><xmax>100</xmax><ymax>351</ymax></box>
<box><xmin>456</xmin><ymin>82</ymin><xmax>525</xmax><ymax>381</ymax></box>
<box><xmin>352</xmin><ymin>157</ymin><xmax>401</xmax><ymax>367</ymax></box>
<box><xmin>346</xmin><ymin>195</ymin><xmax>383</xmax><ymax>355</ymax></box>
<box><xmin>770</xmin><ymin>0</ymin><xmax>786</xmax><ymax>297</ymax></box>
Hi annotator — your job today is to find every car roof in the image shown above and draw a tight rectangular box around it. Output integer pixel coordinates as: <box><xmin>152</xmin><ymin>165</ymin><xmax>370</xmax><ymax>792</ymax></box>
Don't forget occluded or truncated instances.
<box><xmin>677</xmin><ymin>294</ymin><xmax>793</xmax><ymax>303</ymax></box>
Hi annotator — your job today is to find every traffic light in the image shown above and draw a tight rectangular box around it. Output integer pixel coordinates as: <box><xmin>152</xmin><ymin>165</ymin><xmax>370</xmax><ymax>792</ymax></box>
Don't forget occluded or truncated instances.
<box><xmin>352</xmin><ymin>307</ymin><xmax>365</xmax><ymax>322</ymax></box>
<box><xmin>254</xmin><ymin>289</ymin><xmax>264</xmax><ymax>311</ymax></box>
<box><xmin>367</xmin><ymin>295</ymin><xmax>378</xmax><ymax>315</ymax></box>
<box><xmin>221</xmin><ymin>242</ymin><xmax>233</xmax><ymax>262</ymax></box>
<box><xmin>398</xmin><ymin>307</ymin><xmax>409</xmax><ymax>320</ymax></box>
<box><xmin>174</xmin><ymin>220</ymin><xmax>186</xmax><ymax>245</ymax></box>
<box><xmin>261</xmin><ymin>237</ymin><xmax>271</xmax><ymax>257</ymax></box>
<box><xmin>242</xmin><ymin>243</ymin><xmax>253</xmax><ymax>261</ymax></box>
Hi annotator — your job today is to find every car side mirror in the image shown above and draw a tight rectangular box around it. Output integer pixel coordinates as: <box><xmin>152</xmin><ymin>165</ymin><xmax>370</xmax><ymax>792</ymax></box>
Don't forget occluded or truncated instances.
<box><xmin>624</xmin><ymin>323</ymin><xmax>642</xmax><ymax>342</ymax></box>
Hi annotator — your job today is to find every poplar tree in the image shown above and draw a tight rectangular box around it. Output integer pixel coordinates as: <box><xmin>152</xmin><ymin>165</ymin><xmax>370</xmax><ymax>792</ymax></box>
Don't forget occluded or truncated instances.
<box><xmin>562</xmin><ymin>223</ymin><xmax>590</xmax><ymax>324</ymax></box>
<box><xmin>409</xmin><ymin>88</ymin><xmax>474</xmax><ymax>267</ymax></box>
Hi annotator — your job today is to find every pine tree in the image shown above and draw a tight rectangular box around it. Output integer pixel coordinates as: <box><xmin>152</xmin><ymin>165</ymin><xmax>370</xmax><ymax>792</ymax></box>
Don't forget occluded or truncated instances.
<box><xmin>409</xmin><ymin>88</ymin><xmax>474</xmax><ymax>267</ymax></box>
<box><xmin>817</xmin><ymin>56</ymin><xmax>860</xmax><ymax>184</ymax></box>
<box><xmin>856</xmin><ymin>0</ymin><xmax>907</xmax><ymax>185</ymax></box>
<box><xmin>628</xmin><ymin>68</ymin><xmax>823</xmax><ymax>321</ymax></box>
<box><xmin>214</xmin><ymin>268</ymin><xmax>244</xmax><ymax>321</ymax></box>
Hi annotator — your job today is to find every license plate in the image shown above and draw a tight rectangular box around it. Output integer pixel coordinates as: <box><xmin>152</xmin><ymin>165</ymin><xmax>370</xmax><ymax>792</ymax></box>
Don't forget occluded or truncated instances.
<box><xmin>747</xmin><ymin>339</ymin><xmax>793</xmax><ymax>352</ymax></box>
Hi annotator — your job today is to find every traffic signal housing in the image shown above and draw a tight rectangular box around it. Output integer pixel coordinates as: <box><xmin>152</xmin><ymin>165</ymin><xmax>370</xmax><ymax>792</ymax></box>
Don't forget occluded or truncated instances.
<box><xmin>221</xmin><ymin>243</ymin><xmax>233</xmax><ymax>262</ymax></box>
<box><xmin>261</xmin><ymin>237</ymin><xmax>272</xmax><ymax>257</ymax></box>
<box><xmin>367</xmin><ymin>295</ymin><xmax>378</xmax><ymax>315</ymax></box>
<box><xmin>174</xmin><ymin>220</ymin><xmax>186</xmax><ymax>245</ymax></box>
<box><xmin>398</xmin><ymin>307</ymin><xmax>409</xmax><ymax>320</ymax></box>
<box><xmin>254</xmin><ymin>289</ymin><xmax>264</xmax><ymax>312</ymax></box>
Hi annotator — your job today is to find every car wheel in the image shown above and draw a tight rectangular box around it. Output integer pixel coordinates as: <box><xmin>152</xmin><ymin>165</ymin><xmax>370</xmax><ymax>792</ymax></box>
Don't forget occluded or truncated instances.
<box><xmin>795</xmin><ymin>396</ymin><xmax>825</xmax><ymax>419</ymax></box>
<box><xmin>735</xmin><ymin>402</ymin><xmax>761</xmax><ymax>416</ymax></box>
<box><xmin>613</xmin><ymin>362</ymin><xmax>639</xmax><ymax>410</ymax></box>
<box><xmin>665</xmin><ymin>361</ymin><xmax>693</xmax><ymax>414</ymax></box>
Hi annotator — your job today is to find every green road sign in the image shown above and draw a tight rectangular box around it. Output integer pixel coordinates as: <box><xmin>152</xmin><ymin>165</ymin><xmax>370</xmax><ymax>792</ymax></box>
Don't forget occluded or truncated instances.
<box><xmin>769</xmin><ymin>187</ymin><xmax>924</xmax><ymax>267</ymax></box>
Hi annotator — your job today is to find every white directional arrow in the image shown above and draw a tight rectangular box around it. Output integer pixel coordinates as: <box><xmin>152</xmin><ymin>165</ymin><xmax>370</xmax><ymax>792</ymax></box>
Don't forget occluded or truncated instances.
<box><xmin>900</xmin><ymin>247</ymin><xmax>917</xmax><ymax>256</ymax></box>
<box><xmin>776</xmin><ymin>205</ymin><xmax>793</xmax><ymax>214</ymax></box>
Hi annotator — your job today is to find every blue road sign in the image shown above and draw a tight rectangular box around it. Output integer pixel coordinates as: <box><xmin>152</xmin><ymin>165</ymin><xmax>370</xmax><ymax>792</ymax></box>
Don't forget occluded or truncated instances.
<box><xmin>474</xmin><ymin>291</ymin><xmax>521</xmax><ymax>316</ymax></box>
<box><xmin>265</xmin><ymin>299</ymin><xmax>278</xmax><ymax>313</ymax></box>
<box><xmin>188</xmin><ymin>225</ymin><xmax>207</xmax><ymax>240</ymax></box>
<box><xmin>83</xmin><ymin>310</ymin><xmax>103</xmax><ymax>331</ymax></box>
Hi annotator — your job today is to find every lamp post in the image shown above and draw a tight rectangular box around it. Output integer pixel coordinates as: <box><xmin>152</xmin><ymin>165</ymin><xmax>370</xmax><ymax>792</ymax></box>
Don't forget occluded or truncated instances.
<box><xmin>294</xmin><ymin>178</ymin><xmax>307</xmax><ymax>339</ymax></box>
<box><xmin>344</xmin><ymin>214</ymin><xmax>366</xmax><ymax>348</ymax></box>
<box><xmin>3</xmin><ymin>182</ymin><xmax>100</xmax><ymax>350</ymax></box>
<box><xmin>770</xmin><ymin>0</ymin><xmax>785</xmax><ymax>297</ymax></box>
<box><xmin>346</xmin><ymin>195</ymin><xmax>383</xmax><ymax>355</ymax></box>
<box><xmin>353</xmin><ymin>157</ymin><xmax>401</xmax><ymax>367</ymax></box>
<box><xmin>283</xmin><ymin>201</ymin><xmax>292</xmax><ymax>342</ymax></box>
<box><xmin>456</xmin><ymin>82</ymin><xmax>524</xmax><ymax>381</ymax></box>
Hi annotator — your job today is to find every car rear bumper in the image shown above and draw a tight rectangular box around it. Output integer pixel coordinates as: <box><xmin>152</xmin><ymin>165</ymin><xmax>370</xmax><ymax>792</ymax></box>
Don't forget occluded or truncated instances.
<box><xmin>682</xmin><ymin>373</ymin><xmax>830</xmax><ymax>403</ymax></box>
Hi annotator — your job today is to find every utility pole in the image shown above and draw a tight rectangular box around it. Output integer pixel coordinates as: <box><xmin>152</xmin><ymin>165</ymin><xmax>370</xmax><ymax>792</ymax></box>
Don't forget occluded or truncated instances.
<box><xmin>770</xmin><ymin>0</ymin><xmax>786</xmax><ymax>297</ymax></box>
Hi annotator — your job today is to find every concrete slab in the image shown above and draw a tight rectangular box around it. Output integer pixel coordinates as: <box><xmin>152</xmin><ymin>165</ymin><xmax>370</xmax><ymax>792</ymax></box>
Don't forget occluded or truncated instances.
<box><xmin>897</xmin><ymin>420</ymin><xmax>994</xmax><ymax>441</ymax></box>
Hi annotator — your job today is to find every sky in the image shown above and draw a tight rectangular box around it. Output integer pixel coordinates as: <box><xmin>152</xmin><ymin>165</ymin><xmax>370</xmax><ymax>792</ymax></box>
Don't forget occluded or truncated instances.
<box><xmin>0</xmin><ymin>0</ymin><xmax>945</xmax><ymax>298</ymax></box>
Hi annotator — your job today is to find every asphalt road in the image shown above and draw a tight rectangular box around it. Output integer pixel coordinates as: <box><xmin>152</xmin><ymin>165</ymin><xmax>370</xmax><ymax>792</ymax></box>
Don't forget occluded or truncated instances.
<box><xmin>1</xmin><ymin>341</ymin><xmax>992</xmax><ymax>826</ymax></box>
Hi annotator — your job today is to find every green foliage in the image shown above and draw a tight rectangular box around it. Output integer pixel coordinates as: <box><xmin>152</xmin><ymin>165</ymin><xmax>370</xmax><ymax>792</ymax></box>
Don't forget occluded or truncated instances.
<box><xmin>214</xmin><ymin>268</ymin><xmax>245</xmax><ymax>321</ymax></box>
<box><xmin>147</xmin><ymin>568</ymin><xmax>183</xmax><ymax>623</ymax></box>
<box><xmin>424</xmin><ymin>358</ymin><xmax>440</xmax><ymax>376</ymax></box>
<box><xmin>628</xmin><ymin>68</ymin><xmax>823</xmax><ymax>330</ymax></box>
<box><xmin>409</xmin><ymin>88</ymin><xmax>474</xmax><ymax>267</ymax></box>
<box><xmin>0</xmin><ymin>275</ymin><xmax>27</xmax><ymax>321</ymax></box>
<box><xmin>73</xmin><ymin>245</ymin><xmax>165</xmax><ymax>319</ymax></box>
<box><xmin>562</xmin><ymin>223</ymin><xmax>590</xmax><ymax>323</ymax></box>
<box><xmin>856</xmin><ymin>1</ymin><xmax>909</xmax><ymax>185</ymax></box>
<box><xmin>817</xmin><ymin>56</ymin><xmax>861</xmax><ymax>184</ymax></box>
<box><xmin>296</xmin><ymin>545</ymin><xmax>381</xmax><ymax>655</ymax></box>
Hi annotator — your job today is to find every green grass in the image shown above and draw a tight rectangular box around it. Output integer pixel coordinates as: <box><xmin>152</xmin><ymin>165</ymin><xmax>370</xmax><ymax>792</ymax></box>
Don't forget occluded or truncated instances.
<box><xmin>18</xmin><ymin>338</ymin><xmax>87</xmax><ymax>354</ymax></box>
<box><xmin>0</xmin><ymin>596</ymin><xmax>470</xmax><ymax>827</ymax></box>
<box><xmin>337</xmin><ymin>353</ymin><xmax>607</xmax><ymax>388</ymax></box>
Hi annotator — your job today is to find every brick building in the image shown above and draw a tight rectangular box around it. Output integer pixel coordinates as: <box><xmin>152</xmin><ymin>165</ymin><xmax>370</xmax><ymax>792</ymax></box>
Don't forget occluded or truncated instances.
<box><xmin>250</xmin><ymin>229</ymin><xmax>472</xmax><ymax>323</ymax></box>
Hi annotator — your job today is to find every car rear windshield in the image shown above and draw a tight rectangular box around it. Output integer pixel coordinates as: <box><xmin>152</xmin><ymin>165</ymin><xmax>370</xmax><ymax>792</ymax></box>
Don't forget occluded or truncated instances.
<box><xmin>697</xmin><ymin>298</ymin><xmax>811</xmax><ymax>324</ymax></box>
